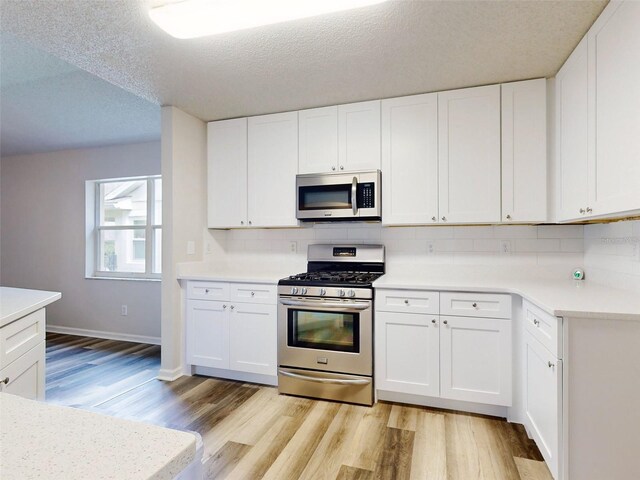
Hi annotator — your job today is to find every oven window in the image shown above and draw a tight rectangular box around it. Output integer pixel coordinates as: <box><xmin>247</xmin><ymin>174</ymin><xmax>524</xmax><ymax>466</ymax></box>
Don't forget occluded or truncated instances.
<box><xmin>288</xmin><ymin>309</ymin><xmax>360</xmax><ymax>353</ymax></box>
<box><xmin>298</xmin><ymin>184</ymin><xmax>352</xmax><ymax>210</ymax></box>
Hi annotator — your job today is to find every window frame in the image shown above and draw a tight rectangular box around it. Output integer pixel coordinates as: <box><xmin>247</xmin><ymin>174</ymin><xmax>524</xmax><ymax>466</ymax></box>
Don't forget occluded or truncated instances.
<box><xmin>89</xmin><ymin>175</ymin><xmax>161</xmax><ymax>280</ymax></box>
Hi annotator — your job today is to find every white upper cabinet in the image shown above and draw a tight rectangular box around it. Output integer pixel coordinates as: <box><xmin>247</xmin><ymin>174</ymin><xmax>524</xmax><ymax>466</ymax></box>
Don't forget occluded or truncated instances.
<box><xmin>438</xmin><ymin>85</ymin><xmax>501</xmax><ymax>224</ymax></box>
<box><xmin>556</xmin><ymin>37</ymin><xmax>589</xmax><ymax>222</ymax></box>
<box><xmin>298</xmin><ymin>106</ymin><xmax>339</xmax><ymax>174</ymax></box>
<box><xmin>587</xmin><ymin>0</ymin><xmax>640</xmax><ymax>216</ymax></box>
<box><xmin>247</xmin><ymin>111</ymin><xmax>299</xmax><ymax>228</ymax></box>
<box><xmin>501</xmin><ymin>79</ymin><xmax>548</xmax><ymax>223</ymax></box>
<box><xmin>338</xmin><ymin>100</ymin><xmax>381</xmax><ymax>172</ymax></box>
<box><xmin>381</xmin><ymin>93</ymin><xmax>439</xmax><ymax>225</ymax></box>
<box><xmin>207</xmin><ymin>118</ymin><xmax>248</xmax><ymax>228</ymax></box>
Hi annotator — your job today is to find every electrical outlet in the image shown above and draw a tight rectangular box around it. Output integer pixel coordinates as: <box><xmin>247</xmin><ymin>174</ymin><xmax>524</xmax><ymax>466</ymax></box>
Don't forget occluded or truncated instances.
<box><xmin>121</xmin><ymin>305</ymin><xmax>128</xmax><ymax>316</ymax></box>
<box><xmin>500</xmin><ymin>240</ymin><xmax>512</xmax><ymax>255</ymax></box>
<box><xmin>289</xmin><ymin>241</ymin><xmax>297</xmax><ymax>254</ymax></box>
<box><xmin>426</xmin><ymin>242</ymin><xmax>435</xmax><ymax>255</ymax></box>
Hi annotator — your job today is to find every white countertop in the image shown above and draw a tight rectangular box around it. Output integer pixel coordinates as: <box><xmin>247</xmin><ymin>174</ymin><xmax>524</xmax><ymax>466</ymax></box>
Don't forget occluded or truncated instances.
<box><xmin>177</xmin><ymin>260</ymin><xmax>301</xmax><ymax>284</ymax></box>
<box><xmin>0</xmin><ymin>393</ymin><xmax>197</xmax><ymax>480</ymax></box>
<box><xmin>374</xmin><ymin>265</ymin><xmax>640</xmax><ymax>321</ymax></box>
<box><xmin>0</xmin><ymin>286</ymin><xmax>61</xmax><ymax>328</ymax></box>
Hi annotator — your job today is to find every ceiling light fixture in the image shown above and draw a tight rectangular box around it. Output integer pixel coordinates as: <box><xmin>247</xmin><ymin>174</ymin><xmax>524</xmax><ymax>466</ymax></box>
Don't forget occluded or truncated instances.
<box><xmin>148</xmin><ymin>0</ymin><xmax>388</xmax><ymax>39</ymax></box>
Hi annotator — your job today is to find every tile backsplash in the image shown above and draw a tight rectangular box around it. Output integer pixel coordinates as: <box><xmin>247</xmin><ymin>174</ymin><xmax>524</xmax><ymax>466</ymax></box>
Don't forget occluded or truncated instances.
<box><xmin>205</xmin><ymin>223</ymin><xmax>584</xmax><ymax>272</ymax></box>
<box><xmin>584</xmin><ymin>220</ymin><xmax>640</xmax><ymax>291</ymax></box>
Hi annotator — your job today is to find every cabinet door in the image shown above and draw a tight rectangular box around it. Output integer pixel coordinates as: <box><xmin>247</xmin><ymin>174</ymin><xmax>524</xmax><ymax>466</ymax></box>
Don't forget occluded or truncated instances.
<box><xmin>501</xmin><ymin>79</ymin><xmax>548</xmax><ymax>223</ymax></box>
<box><xmin>0</xmin><ymin>341</ymin><xmax>45</xmax><ymax>401</ymax></box>
<box><xmin>299</xmin><ymin>106</ymin><xmax>338</xmax><ymax>174</ymax></box>
<box><xmin>207</xmin><ymin>118</ymin><xmax>248</xmax><ymax>228</ymax></box>
<box><xmin>524</xmin><ymin>333</ymin><xmax>561</xmax><ymax>480</ymax></box>
<box><xmin>440</xmin><ymin>316</ymin><xmax>512</xmax><ymax>406</ymax></box>
<box><xmin>338</xmin><ymin>100</ymin><xmax>381</xmax><ymax>172</ymax></box>
<box><xmin>556</xmin><ymin>37</ymin><xmax>589</xmax><ymax>222</ymax></box>
<box><xmin>186</xmin><ymin>300</ymin><xmax>229</xmax><ymax>369</ymax></box>
<box><xmin>375</xmin><ymin>311</ymin><xmax>440</xmax><ymax>397</ymax></box>
<box><xmin>248</xmin><ymin>112</ymin><xmax>299</xmax><ymax>227</ymax></box>
<box><xmin>587</xmin><ymin>0</ymin><xmax>640</xmax><ymax>216</ymax></box>
<box><xmin>438</xmin><ymin>85</ymin><xmax>501</xmax><ymax>223</ymax></box>
<box><xmin>381</xmin><ymin>94</ymin><xmax>439</xmax><ymax>225</ymax></box>
<box><xmin>229</xmin><ymin>303</ymin><xmax>277</xmax><ymax>376</ymax></box>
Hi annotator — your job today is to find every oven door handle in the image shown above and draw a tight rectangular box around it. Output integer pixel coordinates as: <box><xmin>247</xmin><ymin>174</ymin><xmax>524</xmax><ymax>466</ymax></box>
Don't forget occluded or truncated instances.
<box><xmin>279</xmin><ymin>299</ymin><xmax>370</xmax><ymax>310</ymax></box>
<box><xmin>278</xmin><ymin>370</ymin><xmax>371</xmax><ymax>386</ymax></box>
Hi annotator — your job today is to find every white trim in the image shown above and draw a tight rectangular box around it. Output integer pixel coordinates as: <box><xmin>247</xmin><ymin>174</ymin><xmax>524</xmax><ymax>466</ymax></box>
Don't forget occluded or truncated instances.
<box><xmin>46</xmin><ymin>325</ymin><xmax>161</xmax><ymax>345</ymax></box>
<box><xmin>377</xmin><ymin>389</ymin><xmax>508</xmax><ymax>418</ymax></box>
<box><xmin>158</xmin><ymin>366</ymin><xmax>184</xmax><ymax>381</ymax></box>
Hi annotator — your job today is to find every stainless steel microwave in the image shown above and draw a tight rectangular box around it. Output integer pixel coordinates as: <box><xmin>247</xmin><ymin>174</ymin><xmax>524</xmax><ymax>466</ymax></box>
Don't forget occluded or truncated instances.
<box><xmin>296</xmin><ymin>170</ymin><xmax>381</xmax><ymax>221</ymax></box>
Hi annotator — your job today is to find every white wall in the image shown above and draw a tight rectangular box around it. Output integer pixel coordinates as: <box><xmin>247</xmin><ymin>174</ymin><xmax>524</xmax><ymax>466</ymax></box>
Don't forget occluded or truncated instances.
<box><xmin>584</xmin><ymin>220</ymin><xmax>640</xmax><ymax>291</ymax></box>
<box><xmin>0</xmin><ymin>141</ymin><xmax>161</xmax><ymax>342</ymax></box>
<box><xmin>160</xmin><ymin>106</ymin><xmax>207</xmax><ymax>380</ymax></box>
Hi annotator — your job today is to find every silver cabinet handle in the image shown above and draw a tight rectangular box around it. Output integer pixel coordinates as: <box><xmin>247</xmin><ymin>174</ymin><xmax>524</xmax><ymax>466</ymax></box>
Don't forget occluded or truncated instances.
<box><xmin>443</xmin><ymin>319</ymin><xmax>448</xmax><ymax>325</ymax></box>
<box><xmin>472</xmin><ymin>303</ymin><xmax>478</xmax><ymax>308</ymax></box>
<box><xmin>432</xmin><ymin>216</ymin><xmax>437</xmax><ymax>221</ymax></box>
<box><xmin>441</xmin><ymin>216</ymin><xmax>447</xmax><ymax>221</ymax></box>
<box><xmin>352</xmin><ymin>177</ymin><xmax>358</xmax><ymax>215</ymax></box>
<box><xmin>1</xmin><ymin>377</ymin><xmax>9</xmax><ymax>385</ymax></box>
<box><xmin>586</xmin><ymin>207</ymin><xmax>593</xmax><ymax>213</ymax></box>
<box><xmin>240</xmin><ymin>220</ymin><xmax>244</xmax><ymax>225</ymax></box>
<box><xmin>223</xmin><ymin>304</ymin><xmax>227</xmax><ymax>309</ymax></box>
<box><xmin>506</xmin><ymin>214</ymin><xmax>512</xmax><ymax>220</ymax></box>
<box><xmin>340</xmin><ymin>165</ymin><xmax>344</xmax><ymax>170</ymax></box>
<box><xmin>548</xmin><ymin>361</ymin><xmax>555</xmax><ymax>368</ymax></box>
<box><xmin>533</xmin><ymin>319</ymin><xmax>540</xmax><ymax>326</ymax></box>
<box><xmin>251</xmin><ymin>292</ymin><xmax>255</xmax><ymax>297</ymax></box>
<box><xmin>279</xmin><ymin>370</ymin><xmax>370</xmax><ymax>386</ymax></box>
<box><xmin>404</xmin><ymin>299</ymin><xmax>409</xmax><ymax>305</ymax></box>
<box><xmin>205</xmin><ymin>289</ymin><xmax>209</xmax><ymax>293</ymax></box>
<box><xmin>331</xmin><ymin>166</ymin><xmax>336</xmax><ymax>171</ymax></box>
<box><xmin>248</xmin><ymin>221</ymin><xmax>252</xmax><ymax>225</ymax></box>
<box><xmin>431</xmin><ymin>319</ymin><xmax>437</xmax><ymax>324</ymax></box>
<box><xmin>579</xmin><ymin>208</ymin><xmax>585</xmax><ymax>214</ymax></box>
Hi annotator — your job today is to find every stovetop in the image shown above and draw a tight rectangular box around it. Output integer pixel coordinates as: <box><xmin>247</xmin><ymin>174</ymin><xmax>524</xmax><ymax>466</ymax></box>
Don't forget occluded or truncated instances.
<box><xmin>279</xmin><ymin>270</ymin><xmax>384</xmax><ymax>288</ymax></box>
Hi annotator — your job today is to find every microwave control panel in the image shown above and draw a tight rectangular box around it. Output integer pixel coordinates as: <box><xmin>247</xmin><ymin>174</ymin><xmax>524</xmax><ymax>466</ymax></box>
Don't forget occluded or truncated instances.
<box><xmin>357</xmin><ymin>183</ymin><xmax>375</xmax><ymax>208</ymax></box>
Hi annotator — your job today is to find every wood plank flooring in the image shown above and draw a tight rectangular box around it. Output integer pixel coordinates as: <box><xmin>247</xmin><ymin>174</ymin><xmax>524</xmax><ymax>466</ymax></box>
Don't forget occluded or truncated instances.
<box><xmin>45</xmin><ymin>333</ymin><xmax>553</xmax><ymax>480</ymax></box>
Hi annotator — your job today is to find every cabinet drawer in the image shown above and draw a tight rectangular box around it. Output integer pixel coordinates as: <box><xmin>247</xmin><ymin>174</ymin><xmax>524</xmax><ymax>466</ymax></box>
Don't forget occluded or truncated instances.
<box><xmin>187</xmin><ymin>281</ymin><xmax>229</xmax><ymax>301</ymax></box>
<box><xmin>0</xmin><ymin>340</ymin><xmax>45</xmax><ymax>401</ymax></box>
<box><xmin>375</xmin><ymin>289</ymin><xmax>439</xmax><ymax>314</ymax></box>
<box><xmin>229</xmin><ymin>283</ymin><xmax>277</xmax><ymax>305</ymax></box>
<box><xmin>440</xmin><ymin>292</ymin><xmax>511</xmax><ymax>319</ymax></box>
<box><xmin>523</xmin><ymin>300</ymin><xmax>562</xmax><ymax>358</ymax></box>
<box><xmin>0</xmin><ymin>308</ymin><xmax>45</xmax><ymax>370</ymax></box>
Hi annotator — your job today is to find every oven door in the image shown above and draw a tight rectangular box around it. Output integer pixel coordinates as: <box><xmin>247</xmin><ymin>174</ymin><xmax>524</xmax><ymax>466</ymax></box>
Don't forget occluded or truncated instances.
<box><xmin>278</xmin><ymin>296</ymin><xmax>372</xmax><ymax>376</ymax></box>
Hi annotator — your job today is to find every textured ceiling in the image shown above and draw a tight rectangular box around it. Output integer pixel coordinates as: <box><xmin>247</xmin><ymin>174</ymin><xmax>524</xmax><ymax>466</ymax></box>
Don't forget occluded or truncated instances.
<box><xmin>0</xmin><ymin>33</ymin><xmax>160</xmax><ymax>157</ymax></box>
<box><xmin>0</xmin><ymin>0</ymin><xmax>607</xmax><ymax>123</ymax></box>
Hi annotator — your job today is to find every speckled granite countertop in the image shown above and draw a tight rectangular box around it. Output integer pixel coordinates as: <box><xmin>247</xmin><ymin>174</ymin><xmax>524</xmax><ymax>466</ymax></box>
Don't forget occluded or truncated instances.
<box><xmin>0</xmin><ymin>393</ymin><xmax>197</xmax><ymax>479</ymax></box>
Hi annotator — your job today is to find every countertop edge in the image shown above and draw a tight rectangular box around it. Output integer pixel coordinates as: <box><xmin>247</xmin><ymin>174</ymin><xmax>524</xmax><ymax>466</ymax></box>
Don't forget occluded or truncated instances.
<box><xmin>0</xmin><ymin>291</ymin><xmax>62</xmax><ymax>327</ymax></box>
<box><xmin>177</xmin><ymin>274</ymin><xmax>281</xmax><ymax>284</ymax></box>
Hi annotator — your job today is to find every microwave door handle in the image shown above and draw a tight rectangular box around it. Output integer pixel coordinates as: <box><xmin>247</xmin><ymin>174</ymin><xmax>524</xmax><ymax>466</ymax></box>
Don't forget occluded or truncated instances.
<box><xmin>352</xmin><ymin>177</ymin><xmax>358</xmax><ymax>215</ymax></box>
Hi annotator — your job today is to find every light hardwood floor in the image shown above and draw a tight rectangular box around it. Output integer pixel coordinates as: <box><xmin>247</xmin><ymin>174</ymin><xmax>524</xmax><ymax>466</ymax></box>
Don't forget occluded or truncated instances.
<box><xmin>45</xmin><ymin>333</ymin><xmax>553</xmax><ymax>480</ymax></box>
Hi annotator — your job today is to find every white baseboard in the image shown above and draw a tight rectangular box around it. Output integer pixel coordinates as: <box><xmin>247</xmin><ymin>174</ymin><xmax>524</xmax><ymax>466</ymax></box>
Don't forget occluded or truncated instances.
<box><xmin>158</xmin><ymin>366</ymin><xmax>184</xmax><ymax>381</ymax></box>
<box><xmin>46</xmin><ymin>325</ymin><xmax>161</xmax><ymax>346</ymax></box>
<box><xmin>377</xmin><ymin>390</ymin><xmax>508</xmax><ymax>418</ymax></box>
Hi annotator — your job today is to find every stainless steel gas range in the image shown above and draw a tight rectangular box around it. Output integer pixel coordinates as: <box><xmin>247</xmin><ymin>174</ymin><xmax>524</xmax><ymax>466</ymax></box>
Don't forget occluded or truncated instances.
<box><xmin>277</xmin><ymin>244</ymin><xmax>384</xmax><ymax>406</ymax></box>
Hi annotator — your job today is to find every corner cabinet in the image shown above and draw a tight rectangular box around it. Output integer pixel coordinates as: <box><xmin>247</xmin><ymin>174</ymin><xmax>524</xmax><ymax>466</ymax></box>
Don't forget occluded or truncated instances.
<box><xmin>185</xmin><ymin>281</ymin><xmax>277</xmax><ymax>384</ymax></box>
<box><xmin>375</xmin><ymin>289</ymin><xmax>512</xmax><ymax>408</ymax></box>
<box><xmin>298</xmin><ymin>100</ymin><xmax>381</xmax><ymax>174</ymax></box>
<box><xmin>438</xmin><ymin>85</ymin><xmax>502</xmax><ymax>224</ymax></box>
<box><xmin>501</xmin><ymin>79</ymin><xmax>547</xmax><ymax>223</ymax></box>
<box><xmin>0</xmin><ymin>308</ymin><xmax>46</xmax><ymax>401</ymax></box>
<box><xmin>207</xmin><ymin>113</ymin><xmax>298</xmax><ymax>229</ymax></box>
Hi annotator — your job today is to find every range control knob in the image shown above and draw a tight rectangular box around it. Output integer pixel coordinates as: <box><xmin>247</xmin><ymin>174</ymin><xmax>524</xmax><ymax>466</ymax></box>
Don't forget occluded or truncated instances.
<box><xmin>339</xmin><ymin>289</ymin><xmax>346</xmax><ymax>297</ymax></box>
<box><xmin>291</xmin><ymin>287</ymin><xmax>298</xmax><ymax>295</ymax></box>
<box><xmin>319</xmin><ymin>288</ymin><xmax>327</xmax><ymax>296</ymax></box>
<box><xmin>301</xmin><ymin>288</ymin><xmax>308</xmax><ymax>295</ymax></box>
<box><xmin>347</xmin><ymin>289</ymin><xmax>356</xmax><ymax>298</ymax></box>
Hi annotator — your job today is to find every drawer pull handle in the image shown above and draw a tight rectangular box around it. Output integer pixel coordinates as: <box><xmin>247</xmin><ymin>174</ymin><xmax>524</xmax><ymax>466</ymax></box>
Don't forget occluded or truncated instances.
<box><xmin>223</xmin><ymin>304</ymin><xmax>227</xmax><ymax>309</ymax></box>
<box><xmin>431</xmin><ymin>319</ymin><xmax>436</xmax><ymax>324</ymax></box>
<box><xmin>472</xmin><ymin>303</ymin><xmax>478</xmax><ymax>308</ymax></box>
<box><xmin>251</xmin><ymin>292</ymin><xmax>255</xmax><ymax>297</ymax></box>
<box><xmin>230</xmin><ymin>305</ymin><xmax>235</xmax><ymax>310</ymax></box>
<box><xmin>1</xmin><ymin>377</ymin><xmax>9</xmax><ymax>385</ymax></box>
<box><xmin>205</xmin><ymin>289</ymin><xmax>210</xmax><ymax>294</ymax></box>
<box><xmin>443</xmin><ymin>319</ymin><xmax>448</xmax><ymax>325</ymax></box>
<box><xmin>533</xmin><ymin>319</ymin><xmax>540</xmax><ymax>326</ymax></box>
<box><xmin>404</xmin><ymin>299</ymin><xmax>409</xmax><ymax>305</ymax></box>
<box><xmin>548</xmin><ymin>361</ymin><xmax>555</xmax><ymax>368</ymax></box>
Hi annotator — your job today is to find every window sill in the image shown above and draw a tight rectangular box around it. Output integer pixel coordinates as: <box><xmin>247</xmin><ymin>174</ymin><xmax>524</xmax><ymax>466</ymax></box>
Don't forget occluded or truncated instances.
<box><xmin>85</xmin><ymin>276</ymin><xmax>161</xmax><ymax>283</ymax></box>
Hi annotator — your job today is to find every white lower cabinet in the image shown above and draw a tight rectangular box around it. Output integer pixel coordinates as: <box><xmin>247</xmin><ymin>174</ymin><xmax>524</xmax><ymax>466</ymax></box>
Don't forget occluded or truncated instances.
<box><xmin>185</xmin><ymin>281</ymin><xmax>277</xmax><ymax>381</ymax></box>
<box><xmin>375</xmin><ymin>289</ymin><xmax>512</xmax><ymax>408</ymax></box>
<box><xmin>440</xmin><ymin>315</ymin><xmax>512</xmax><ymax>406</ymax></box>
<box><xmin>375</xmin><ymin>311</ymin><xmax>439</xmax><ymax>397</ymax></box>
<box><xmin>0</xmin><ymin>341</ymin><xmax>45</xmax><ymax>400</ymax></box>
<box><xmin>525</xmin><ymin>332</ymin><xmax>562</xmax><ymax>480</ymax></box>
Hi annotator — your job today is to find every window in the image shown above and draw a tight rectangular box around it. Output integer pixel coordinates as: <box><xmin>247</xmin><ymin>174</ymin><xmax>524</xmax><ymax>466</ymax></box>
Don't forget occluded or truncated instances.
<box><xmin>87</xmin><ymin>175</ymin><xmax>161</xmax><ymax>279</ymax></box>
